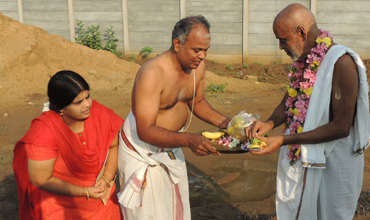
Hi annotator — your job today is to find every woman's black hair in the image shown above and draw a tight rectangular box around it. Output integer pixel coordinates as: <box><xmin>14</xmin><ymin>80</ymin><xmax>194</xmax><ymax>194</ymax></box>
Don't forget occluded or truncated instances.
<box><xmin>48</xmin><ymin>70</ymin><xmax>90</xmax><ymax>113</ymax></box>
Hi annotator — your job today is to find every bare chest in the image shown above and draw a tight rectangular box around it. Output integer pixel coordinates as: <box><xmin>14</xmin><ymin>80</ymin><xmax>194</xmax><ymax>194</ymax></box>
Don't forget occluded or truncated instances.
<box><xmin>159</xmin><ymin>77</ymin><xmax>196</xmax><ymax>110</ymax></box>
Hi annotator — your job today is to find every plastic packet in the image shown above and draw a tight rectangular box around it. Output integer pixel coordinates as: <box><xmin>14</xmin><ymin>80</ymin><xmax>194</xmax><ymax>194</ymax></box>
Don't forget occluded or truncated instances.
<box><xmin>226</xmin><ymin>111</ymin><xmax>260</xmax><ymax>142</ymax></box>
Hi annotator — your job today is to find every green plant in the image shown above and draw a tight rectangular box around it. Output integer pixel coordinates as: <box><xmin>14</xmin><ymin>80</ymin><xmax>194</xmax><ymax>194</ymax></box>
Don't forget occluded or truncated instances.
<box><xmin>104</xmin><ymin>26</ymin><xmax>122</xmax><ymax>57</ymax></box>
<box><xmin>274</xmin><ymin>61</ymin><xmax>277</xmax><ymax>65</ymax></box>
<box><xmin>139</xmin><ymin>46</ymin><xmax>153</xmax><ymax>59</ymax></box>
<box><xmin>212</xmin><ymin>60</ymin><xmax>217</xmax><ymax>64</ymax></box>
<box><xmin>214</xmin><ymin>67</ymin><xmax>218</xmax><ymax>70</ymax></box>
<box><xmin>219</xmin><ymin>72</ymin><xmax>224</xmax><ymax>75</ymax></box>
<box><xmin>75</xmin><ymin>19</ymin><xmax>103</xmax><ymax>50</ymax></box>
<box><xmin>75</xmin><ymin>19</ymin><xmax>122</xmax><ymax>56</ymax></box>
<box><xmin>0</xmin><ymin>124</ymin><xmax>7</xmax><ymax>132</ymax></box>
<box><xmin>243</xmin><ymin>63</ymin><xmax>249</xmax><ymax>68</ymax></box>
<box><xmin>206</xmin><ymin>83</ymin><xmax>228</xmax><ymax>93</ymax></box>
<box><xmin>129</xmin><ymin>53</ymin><xmax>136</xmax><ymax>60</ymax></box>
<box><xmin>226</xmin><ymin>65</ymin><xmax>234</xmax><ymax>71</ymax></box>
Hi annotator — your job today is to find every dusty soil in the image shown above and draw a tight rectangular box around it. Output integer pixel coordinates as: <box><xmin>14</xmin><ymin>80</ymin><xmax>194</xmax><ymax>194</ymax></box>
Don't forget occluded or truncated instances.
<box><xmin>1</xmin><ymin>13</ymin><xmax>370</xmax><ymax>220</ymax></box>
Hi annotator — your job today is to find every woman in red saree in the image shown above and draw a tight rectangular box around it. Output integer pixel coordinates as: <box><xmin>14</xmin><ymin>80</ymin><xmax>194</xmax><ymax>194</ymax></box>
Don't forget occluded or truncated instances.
<box><xmin>13</xmin><ymin>70</ymin><xmax>124</xmax><ymax>220</ymax></box>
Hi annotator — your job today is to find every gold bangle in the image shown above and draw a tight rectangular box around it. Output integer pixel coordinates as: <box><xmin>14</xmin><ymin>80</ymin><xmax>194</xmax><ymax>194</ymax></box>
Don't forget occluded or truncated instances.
<box><xmin>102</xmin><ymin>176</ymin><xmax>111</xmax><ymax>187</ymax></box>
<box><xmin>84</xmin><ymin>187</ymin><xmax>89</xmax><ymax>200</ymax></box>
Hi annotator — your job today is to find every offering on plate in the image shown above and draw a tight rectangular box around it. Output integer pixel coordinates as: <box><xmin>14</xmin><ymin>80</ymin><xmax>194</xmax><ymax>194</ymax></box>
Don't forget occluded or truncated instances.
<box><xmin>217</xmin><ymin>135</ymin><xmax>240</xmax><ymax>148</ymax></box>
<box><xmin>241</xmin><ymin>137</ymin><xmax>267</xmax><ymax>151</ymax></box>
<box><xmin>199</xmin><ymin>111</ymin><xmax>262</xmax><ymax>153</ymax></box>
<box><xmin>226</xmin><ymin>111</ymin><xmax>260</xmax><ymax>142</ymax></box>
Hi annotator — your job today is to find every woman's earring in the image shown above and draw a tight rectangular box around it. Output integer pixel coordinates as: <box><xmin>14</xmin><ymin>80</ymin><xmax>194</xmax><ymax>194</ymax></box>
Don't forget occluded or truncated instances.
<box><xmin>60</xmin><ymin>111</ymin><xmax>64</xmax><ymax>116</ymax></box>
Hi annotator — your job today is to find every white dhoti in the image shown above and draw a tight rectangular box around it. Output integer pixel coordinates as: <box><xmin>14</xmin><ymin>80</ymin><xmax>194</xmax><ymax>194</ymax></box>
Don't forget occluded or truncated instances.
<box><xmin>276</xmin><ymin>45</ymin><xmax>370</xmax><ymax>220</ymax></box>
<box><xmin>117</xmin><ymin>111</ymin><xmax>191</xmax><ymax>220</ymax></box>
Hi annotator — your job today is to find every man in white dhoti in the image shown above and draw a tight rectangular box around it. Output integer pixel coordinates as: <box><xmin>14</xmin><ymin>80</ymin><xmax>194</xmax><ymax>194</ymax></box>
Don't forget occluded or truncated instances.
<box><xmin>117</xmin><ymin>15</ymin><xmax>231</xmax><ymax>220</ymax></box>
<box><xmin>246</xmin><ymin>3</ymin><xmax>370</xmax><ymax>220</ymax></box>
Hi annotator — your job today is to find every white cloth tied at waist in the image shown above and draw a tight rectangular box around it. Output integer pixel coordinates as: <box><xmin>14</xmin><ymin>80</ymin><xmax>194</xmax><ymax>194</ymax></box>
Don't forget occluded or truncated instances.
<box><xmin>118</xmin><ymin>111</ymin><xmax>187</xmax><ymax>209</ymax></box>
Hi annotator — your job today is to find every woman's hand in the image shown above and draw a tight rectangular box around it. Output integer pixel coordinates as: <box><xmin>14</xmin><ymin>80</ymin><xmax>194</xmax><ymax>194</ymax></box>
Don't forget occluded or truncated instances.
<box><xmin>87</xmin><ymin>185</ymin><xmax>108</xmax><ymax>199</ymax></box>
<box><xmin>94</xmin><ymin>177</ymin><xmax>109</xmax><ymax>189</ymax></box>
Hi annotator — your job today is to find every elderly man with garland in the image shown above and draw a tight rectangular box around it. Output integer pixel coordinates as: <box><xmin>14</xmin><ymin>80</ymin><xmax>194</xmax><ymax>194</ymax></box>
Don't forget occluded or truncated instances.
<box><xmin>246</xmin><ymin>3</ymin><xmax>370</xmax><ymax>220</ymax></box>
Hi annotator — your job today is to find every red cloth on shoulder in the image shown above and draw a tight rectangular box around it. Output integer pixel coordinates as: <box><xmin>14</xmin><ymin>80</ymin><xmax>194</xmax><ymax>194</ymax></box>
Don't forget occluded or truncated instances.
<box><xmin>13</xmin><ymin>100</ymin><xmax>124</xmax><ymax>220</ymax></box>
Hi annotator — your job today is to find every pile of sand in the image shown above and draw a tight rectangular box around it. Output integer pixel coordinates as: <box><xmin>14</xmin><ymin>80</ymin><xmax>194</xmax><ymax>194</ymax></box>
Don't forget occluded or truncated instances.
<box><xmin>0</xmin><ymin>12</ymin><xmax>140</xmax><ymax>110</ymax></box>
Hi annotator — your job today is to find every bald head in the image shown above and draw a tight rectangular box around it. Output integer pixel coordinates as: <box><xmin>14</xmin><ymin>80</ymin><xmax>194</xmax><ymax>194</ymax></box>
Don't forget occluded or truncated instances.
<box><xmin>273</xmin><ymin>3</ymin><xmax>321</xmax><ymax>61</ymax></box>
<box><xmin>274</xmin><ymin>3</ymin><xmax>317</xmax><ymax>34</ymax></box>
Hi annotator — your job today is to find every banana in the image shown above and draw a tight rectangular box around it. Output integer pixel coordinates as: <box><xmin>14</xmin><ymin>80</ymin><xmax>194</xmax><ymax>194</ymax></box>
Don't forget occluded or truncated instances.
<box><xmin>202</xmin><ymin>131</ymin><xmax>225</xmax><ymax>139</ymax></box>
<box><xmin>248</xmin><ymin>141</ymin><xmax>267</xmax><ymax>149</ymax></box>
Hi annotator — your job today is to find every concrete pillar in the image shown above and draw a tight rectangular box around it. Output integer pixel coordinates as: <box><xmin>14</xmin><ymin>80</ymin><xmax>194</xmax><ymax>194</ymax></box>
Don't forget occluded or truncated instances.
<box><xmin>180</xmin><ymin>0</ymin><xmax>186</xmax><ymax>19</ymax></box>
<box><xmin>310</xmin><ymin>0</ymin><xmax>317</xmax><ymax>17</ymax></box>
<box><xmin>242</xmin><ymin>0</ymin><xmax>249</xmax><ymax>64</ymax></box>
<box><xmin>68</xmin><ymin>0</ymin><xmax>75</xmax><ymax>42</ymax></box>
<box><xmin>17</xmin><ymin>0</ymin><xmax>24</xmax><ymax>23</ymax></box>
<box><xmin>122</xmin><ymin>0</ymin><xmax>129</xmax><ymax>57</ymax></box>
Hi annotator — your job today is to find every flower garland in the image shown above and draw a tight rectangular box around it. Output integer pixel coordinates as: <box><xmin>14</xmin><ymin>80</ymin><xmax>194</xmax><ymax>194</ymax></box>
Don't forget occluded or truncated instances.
<box><xmin>283</xmin><ymin>29</ymin><xmax>333</xmax><ymax>166</ymax></box>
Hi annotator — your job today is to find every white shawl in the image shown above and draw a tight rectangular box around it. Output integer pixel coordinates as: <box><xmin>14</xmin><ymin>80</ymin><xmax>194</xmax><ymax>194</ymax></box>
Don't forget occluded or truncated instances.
<box><xmin>276</xmin><ymin>45</ymin><xmax>370</xmax><ymax>219</ymax></box>
<box><xmin>301</xmin><ymin>45</ymin><xmax>370</xmax><ymax>167</ymax></box>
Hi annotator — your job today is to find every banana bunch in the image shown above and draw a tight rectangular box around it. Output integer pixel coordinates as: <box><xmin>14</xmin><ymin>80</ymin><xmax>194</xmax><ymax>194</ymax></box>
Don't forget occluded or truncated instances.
<box><xmin>202</xmin><ymin>131</ymin><xmax>225</xmax><ymax>139</ymax></box>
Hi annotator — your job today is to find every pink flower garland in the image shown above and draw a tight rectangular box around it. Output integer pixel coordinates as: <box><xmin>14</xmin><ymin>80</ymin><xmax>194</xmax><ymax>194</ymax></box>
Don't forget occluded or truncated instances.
<box><xmin>283</xmin><ymin>29</ymin><xmax>333</xmax><ymax>166</ymax></box>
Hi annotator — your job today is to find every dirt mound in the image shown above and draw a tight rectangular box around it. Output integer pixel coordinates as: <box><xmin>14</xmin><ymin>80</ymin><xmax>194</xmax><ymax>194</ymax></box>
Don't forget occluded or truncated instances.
<box><xmin>0</xmin><ymin>13</ymin><xmax>139</xmax><ymax>110</ymax></box>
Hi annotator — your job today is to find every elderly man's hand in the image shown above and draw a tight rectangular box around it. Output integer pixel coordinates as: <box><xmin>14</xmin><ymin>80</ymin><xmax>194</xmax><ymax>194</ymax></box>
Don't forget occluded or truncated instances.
<box><xmin>245</xmin><ymin>120</ymin><xmax>274</xmax><ymax>140</ymax></box>
<box><xmin>250</xmin><ymin>135</ymin><xmax>283</xmax><ymax>155</ymax></box>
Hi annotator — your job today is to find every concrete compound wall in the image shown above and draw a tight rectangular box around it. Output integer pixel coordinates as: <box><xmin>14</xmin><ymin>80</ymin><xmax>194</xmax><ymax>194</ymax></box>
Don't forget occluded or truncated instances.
<box><xmin>1</xmin><ymin>0</ymin><xmax>369</xmax><ymax>64</ymax></box>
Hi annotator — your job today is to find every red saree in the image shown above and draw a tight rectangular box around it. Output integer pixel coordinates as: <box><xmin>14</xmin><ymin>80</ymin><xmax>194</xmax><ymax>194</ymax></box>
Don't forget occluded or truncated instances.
<box><xmin>13</xmin><ymin>100</ymin><xmax>124</xmax><ymax>220</ymax></box>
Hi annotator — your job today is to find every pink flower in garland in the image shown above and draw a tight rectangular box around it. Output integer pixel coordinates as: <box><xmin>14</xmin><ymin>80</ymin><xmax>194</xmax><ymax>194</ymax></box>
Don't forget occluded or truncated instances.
<box><xmin>300</xmin><ymin>82</ymin><xmax>311</xmax><ymax>90</ymax></box>
<box><xmin>291</xmin><ymin>122</ymin><xmax>301</xmax><ymax>130</ymax></box>
<box><xmin>283</xmin><ymin>29</ymin><xmax>333</xmax><ymax>166</ymax></box>
<box><xmin>292</xmin><ymin>61</ymin><xmax>304</xmax><ymax>69</ymax></box>
<box><xmin>304</xmin><ymin>69</ymin><xmax>316</xmax><ymax>83</ymax></box>
<box><xmin>285</xmin><ymin>97</ymin><xmax>294</xmax><ymax>108</ymax></box>
<box><xmin>294</xmin><ymin>69</ymin><xmax>303</xmax><ymax>79</ymax></box>
<box><xmin>295</xmin><ymin>99</ymin><xmax>306</xmax><ymax>110</ymax></box>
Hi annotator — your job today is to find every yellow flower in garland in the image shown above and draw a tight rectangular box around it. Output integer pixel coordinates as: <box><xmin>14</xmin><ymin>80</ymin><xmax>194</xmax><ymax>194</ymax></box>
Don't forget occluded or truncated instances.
<box><xmin>288</xmin><ymin>145</ymin><xmax>292</xmax><ymax>150</ymax></box>
<box><xmin>288</xmin><ymin>88</ymin><xmax>297</xmax><ymax>97</ymax></box>
<box><xmin>289</xmin><ymin>108</ymin><xmax>299</xmax><ymax>116</ymax></box>
<box><xmin>316</xmin><ymin>37</ymin><xmax>332</xmax><ymax>47</ymax></box>
<box><xmin>297</xmin><ymin>126</ymin><xmax>303</xmax><ymax>133</ymax></box>
<box><xmin>323</xmin><ymin>37</ymin><xmax>332</xmax><ymax>47</ymax></box>
<box><xmin>303</xmin><ymin>87</ymin><xmax>313</xmax><ymax>96</ymax></box>
<box><xmin>295</xmin><ymin>147</ymin><xmax>301</xmax><ymax>156</ymax></box>
<box><xmin>312</xmin><ymin>61</ymin><xmax>320</xmax><ymax>68</ymax></box>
